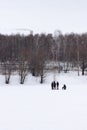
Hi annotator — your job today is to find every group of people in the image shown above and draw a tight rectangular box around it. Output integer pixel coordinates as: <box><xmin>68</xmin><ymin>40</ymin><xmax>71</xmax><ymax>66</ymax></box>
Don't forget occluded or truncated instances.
<box><xmin>51</xmin><ymin>81</ymin><xmax>66</xmax><ymax>90</ymax></box>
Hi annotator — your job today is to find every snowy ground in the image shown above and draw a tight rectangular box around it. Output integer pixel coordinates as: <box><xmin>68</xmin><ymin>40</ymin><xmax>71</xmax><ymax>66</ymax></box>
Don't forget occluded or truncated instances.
<box><xmin>0</xmin><ymin>71</ymin><xmax>87</xmax><ymax>130</ymax></box>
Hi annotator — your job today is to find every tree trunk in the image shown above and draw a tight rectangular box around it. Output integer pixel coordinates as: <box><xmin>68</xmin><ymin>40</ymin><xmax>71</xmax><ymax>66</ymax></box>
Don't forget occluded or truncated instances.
<box><xmin>82</xmin><ymin>60</ymin><xmax>85</xmax><ymax>75</ymax></box>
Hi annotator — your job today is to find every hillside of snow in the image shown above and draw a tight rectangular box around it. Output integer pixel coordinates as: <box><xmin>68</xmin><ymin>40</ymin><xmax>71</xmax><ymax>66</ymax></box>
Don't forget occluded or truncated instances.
<box><xmin>0</xmin><ymin>71</ymin><xmax>87</xmax><ymax>130</ymax></box>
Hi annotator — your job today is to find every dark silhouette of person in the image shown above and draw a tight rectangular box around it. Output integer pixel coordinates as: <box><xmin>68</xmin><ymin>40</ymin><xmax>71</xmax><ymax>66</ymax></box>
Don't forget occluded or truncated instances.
<box><xmin>53</xmin><ymin>81</ymin><xmax>56</xmax><ymax>89</ymax></box>
<box><xmin>51</xmin><ymin>82</ymin><xmax>54</xmax><ymax>90</ymax></box>
<box><xmin>57</xmin><ymin>81</ymin><xmax>59</xmax><ymax>90</ymax></box>
<box><xmin>62</xmin><ymin>84</ymin><xmax>66</xmax><ymax>90</ymax></box>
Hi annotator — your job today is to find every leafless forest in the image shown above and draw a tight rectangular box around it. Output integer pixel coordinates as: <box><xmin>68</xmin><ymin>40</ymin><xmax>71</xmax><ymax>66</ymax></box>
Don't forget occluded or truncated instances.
<box><xmin>0</xmin><ymin>32</ymin><xmax>87</xmax><ymax>84</ymax></box>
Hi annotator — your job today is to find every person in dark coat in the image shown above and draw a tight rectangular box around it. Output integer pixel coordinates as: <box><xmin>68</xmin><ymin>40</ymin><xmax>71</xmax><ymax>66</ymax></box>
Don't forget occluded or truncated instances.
<box><xmin>51</xmin><ymin>82</ymin><xmax>54</xmax><ymax>90</ymax></box>
<box><xmin>53</xmin><ymin>81</ymin><xmax>56</xmax><ymax>90</ymax></box>
<box><xmin>62</xmin><ymin>84</ymin><xmax>66</xmax><ymax>90</ymax></box>
<box><xmin>56</xmin><ymin>81</ymin><xmax>59</xmax><ymax>90</ymax></box>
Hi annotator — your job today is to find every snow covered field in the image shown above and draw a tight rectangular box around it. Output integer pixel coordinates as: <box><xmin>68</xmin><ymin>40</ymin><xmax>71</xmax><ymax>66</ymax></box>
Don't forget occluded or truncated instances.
<box><xmin>0</xmin><ymin>71</ymin><xmax>87</xmax><ymax>130</ymax></box>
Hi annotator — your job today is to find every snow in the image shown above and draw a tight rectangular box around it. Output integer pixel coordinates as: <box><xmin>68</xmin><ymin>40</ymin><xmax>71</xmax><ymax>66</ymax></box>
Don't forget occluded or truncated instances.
<box><xmin>0</xmin><ymin>71</ymin><xmax>87</xmax><ymax>130</ymax></box>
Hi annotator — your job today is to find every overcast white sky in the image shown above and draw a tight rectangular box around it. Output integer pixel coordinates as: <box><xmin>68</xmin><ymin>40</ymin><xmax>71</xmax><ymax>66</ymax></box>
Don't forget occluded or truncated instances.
<box><xmin>0</xmin><ymin>0</ymin><xmax>87</xmax><ymax>34</ymax></box>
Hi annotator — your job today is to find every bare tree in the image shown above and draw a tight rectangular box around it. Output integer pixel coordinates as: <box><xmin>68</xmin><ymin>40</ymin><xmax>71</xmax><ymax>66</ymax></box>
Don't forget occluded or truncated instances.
<box><xmin>18</xmin><ymin>48</ymin><xmax>28</xmax><ymax>84</ymax></box>
<box><xmin>79</xmin><ymin>34</ymin><xmax>87</xmax><ymax>75</ymax></box>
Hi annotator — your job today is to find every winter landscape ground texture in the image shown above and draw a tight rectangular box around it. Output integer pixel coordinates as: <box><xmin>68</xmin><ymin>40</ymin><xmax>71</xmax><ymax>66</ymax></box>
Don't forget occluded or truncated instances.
<box><xmin>0</xmin><ymin>71</ymin><xmax>87</xmax><ymax>130</ymax></box>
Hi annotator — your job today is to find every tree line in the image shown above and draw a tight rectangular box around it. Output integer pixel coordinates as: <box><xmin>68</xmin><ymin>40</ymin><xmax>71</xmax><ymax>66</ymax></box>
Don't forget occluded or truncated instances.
<box><xmin>0</xmin><ymin>31</ymin><xmax>87</xmax><ymax>84</ymax></box>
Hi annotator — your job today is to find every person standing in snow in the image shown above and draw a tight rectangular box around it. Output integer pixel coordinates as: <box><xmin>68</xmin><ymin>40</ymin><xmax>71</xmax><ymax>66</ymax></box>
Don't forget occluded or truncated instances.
<box><xmin>51</xmin><ymin>82</ymin><xmax>54</xmax><ymax>90</ymax></box>
<box><xmin>57</xmin><ymin>81</ymin><xmax>59</xmax><ymax>90</ymax></box>
<box><xmin>53</xmin><ymin>81</ymin><xmax>56</xmax><ymax>89</ymax></box>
